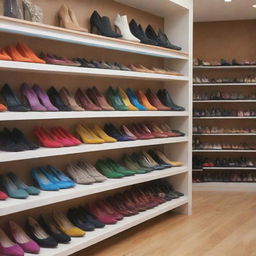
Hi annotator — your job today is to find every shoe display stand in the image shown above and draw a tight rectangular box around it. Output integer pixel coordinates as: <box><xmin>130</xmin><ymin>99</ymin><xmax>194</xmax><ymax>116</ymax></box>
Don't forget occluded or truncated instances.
<box><xmin>0</xmin><ymin>0</ymin><xmax>192</xmax><ymax>255</ymax></box>
<box><xmin>192</xmin><ymin>20</ymin><xmax>256</xmax><ymax>192</ymax></box>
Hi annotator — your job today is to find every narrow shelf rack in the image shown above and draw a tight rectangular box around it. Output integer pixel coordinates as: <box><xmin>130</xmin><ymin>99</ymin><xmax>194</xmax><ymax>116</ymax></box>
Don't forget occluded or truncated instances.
<box><xmin>193</xmin><ymin>83</ymin><xmax>256</xmax><ymax>87</ymax></box>
<box><xmin>193</xmin><ymin>100</ymin><xmax>256</xmax><ymax>103</ymax></box>
<box><xmin>193</xmin><ymin>133</ymin><xmax>256</xmax><ymax>136</ymax></box>
<box><xmin>193</xmin><ymin>65</ymin><xmax>256</xmax><ymax>69</ymax></box>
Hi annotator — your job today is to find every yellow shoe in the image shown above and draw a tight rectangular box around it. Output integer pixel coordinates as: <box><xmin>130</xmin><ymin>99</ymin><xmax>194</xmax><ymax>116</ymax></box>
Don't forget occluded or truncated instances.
<box><xmin>53</xmin><ymin>211</ymin><xmax>85</xmax><ymax>237</ymax></box>
<box><xmin>156</xmin><ymin>150</ymin><xmax>183</xmax><ymax>167</ymax></box>
<box><xmin>92</xmin><ymin>124</ymin><xmax>117</xmax><ymax>143</ymax></box>
<box><xmin>76</xmin><ymin>124</ymin><xmax>105</xmax><ymax>144</ymax></box>
<box><xmin>118</xmin><ymin>88</ymin><xmax>138</xmax><ymax>111</ymax></box>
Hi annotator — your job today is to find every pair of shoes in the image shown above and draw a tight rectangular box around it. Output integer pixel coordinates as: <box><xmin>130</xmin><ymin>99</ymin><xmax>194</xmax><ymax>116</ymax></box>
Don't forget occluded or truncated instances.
<box><xmin>106</xmin><ymin>87</ymin><xmax>129</xmax><ymax>111</ymax></box>
<box><xmin>40</xmin><ymin>52</ymin><xmax>81</xmax><ymax>66</ymax></box>
<box><xmin>0</xmin><ymin>222</ymin><xmax>40</xmax><ymax>256</ymax></box>
<box><xmin>0</xmin><ymin>128</ymin><xmax>38</xmax><ymax>152</ymax></box>
<box><xmin>66</xmin><ymin>161</ymin><xmax>107</xmax><ymax>184</ymax></box>
<box><xmin>34</xmin><ymin>126</ymin><xmax>81</xmax><ymax>148</ymax></box>
<box><xmin>76</xmin><ymin>124</ymin><xmax>116</xmax><ymax>144</ymax></box>
<box><xmin>32</xmin><ymin>165</ymin><xmax>75</xmax><ymax>191</ymax></box>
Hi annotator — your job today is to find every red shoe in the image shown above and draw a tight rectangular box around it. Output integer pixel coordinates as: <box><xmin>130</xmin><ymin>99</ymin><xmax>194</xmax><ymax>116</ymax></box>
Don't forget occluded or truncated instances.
<box><xmin>51</xmin><ymin>127</ymin><xmax>77</xmax><ymax>147</ymax></box>
<box><xmin>98</xmin><ymin>200</ymin><xmax>123</xmax><ymax>220</ymax></box>
<box><xmin>55</xmin><ymin>127</ymin><xmax>82</xmax><ymax>145</ymax></box>
<box><xmin>146</xmin><ymin>122</ymin><xmax>168</xmax><ymax>138</ymax></box>
<box><xmin>0</xmin><ymin>48</ymin><xmax>12</xmax><ymax>61</ymax></box>
<box><xmin>0</xmin><ymin>191</ymin><xmax>8</xmax><ymax>200</ymax></box>
<box><xmin>139</xmin><ymin>123</ymin><xmax>156</xmax><ymax>139</ymax></box>
<box><xmin>146</xmin><ymin>89</ymin><xmax>171</xmax><ymax>111</ymax></box>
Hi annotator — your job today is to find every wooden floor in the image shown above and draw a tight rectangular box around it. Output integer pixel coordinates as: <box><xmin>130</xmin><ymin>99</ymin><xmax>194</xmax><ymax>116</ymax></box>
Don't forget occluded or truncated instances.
<box><xmin>75</xmin><ymin>191</ymin><xmax>256</xmax><ymax>256</ymax></box>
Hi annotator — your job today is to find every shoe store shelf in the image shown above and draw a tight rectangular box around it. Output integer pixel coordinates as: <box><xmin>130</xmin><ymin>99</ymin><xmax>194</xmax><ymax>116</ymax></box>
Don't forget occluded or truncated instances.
<box><xmin>0</xmin><ymin>136</ymin><xmax>188</xmax><ymax>163</ymax></box>
<box><xmin>193</xmin><ymin>65</ymin><xmax>256</xmax><ymax>70</ymax></box>
<box><xmin>193</xmin><ymin>100</ymin><xmax>256</xmax><ymax>103</ymax></box>
<box><xmin>0</xmin><ymin>61</ymin><xmax>189</xmax><ymax>82</ymax></box>
<box><xmin>0</xmin><ymin>111</ymin><xmax>189</xmax><ymax>121</ymax></box>
<box><xmin>193</xmin><ymin>183</ymin><xmax>256</xmax><ymax>192</ymax></box>
<box><xmin>195</xmin><ymin>167</ymin><xmax>256</xmax><ymax>170</ymax></box>
<box><xmin>0</xmin><ymin>17</ymin><xmax>188</xmax><ymax>60</ymax></box>
<box><xmin>193</xmin><ymin>150</ymin><xmax>256</xmax><ymax>153</ymax></box>
<box><xmin>193</xmin><ymin>117</ymin><xmax>256</xmax><ymax>120</ymax></box>
<box><xmin>193</xmin><ymin>83</ymin><xmax>256</xmax><ymax>87</ymax></box>
<box><xmin>26</xmin><ymin>196</ymin><xmax>188</xmax><ymax>256</ymax></box>
<box><xmin>0</xmin><ymin>166</ymin><xmax>187</xmax><ymax>216</ymax></box>
<box><xmin>193</xmin><ymin>133</ymin><xmax>256</xmax><ymax>136</ymax></box>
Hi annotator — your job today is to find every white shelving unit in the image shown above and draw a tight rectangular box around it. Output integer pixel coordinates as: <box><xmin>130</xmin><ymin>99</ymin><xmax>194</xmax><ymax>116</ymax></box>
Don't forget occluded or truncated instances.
<box><xmin>193</xmin><ymin>65</ymin><xmax>256</xmax><ymax>69</ymax></box>
<box><xmin>193</xmin><ymin>116</ymin><xmax>256</xmax><ymax>119</ymax></box>
<box><xmin>0</xmin><ymin>0</ymin><xmax>192</xmax><ymax>254</ymax></box>
<box><xmin>193</xmin><ymin>83</ymin><xmax>256</xmax><ymax>87</ymax></box>
<box><xmin>193</xmin><ymin>100</ymin><xmax>256</xmax><ymax>103</ymax></box>
<box><xmin>193</xmin><ymin>133</ymin><xmax>256</xmax><ymax>136</ymax></box>
<box><xmin>193</xmin><ymin>150</ymin><xmax>256</xmax><ymax>153</ymax></box>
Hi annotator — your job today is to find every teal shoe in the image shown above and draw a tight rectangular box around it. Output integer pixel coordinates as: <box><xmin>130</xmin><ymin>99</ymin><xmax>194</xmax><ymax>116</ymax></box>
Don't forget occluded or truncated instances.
<box><xmin>96</xmin><ymin>160</ymin><xmax>125</xmax><ymax>178</ymax></box>
<box><xmin>106</xmin><ymin>158</ymin><xmax>136</xmax><ymax>176</ymax></box>
<box><xmin>0</xmin><ymin>175</ymin><xmax>29</xmax><ymax>199</ymax></box>
<box><xmin>7</xmin><ymin>172</ymin><xmax>40</xmax><ymax>195</ymax></box>
<box><xmin>106</xmin><ymin>87</ymin><xmax>128</xmax><ymax>111</ymax></box>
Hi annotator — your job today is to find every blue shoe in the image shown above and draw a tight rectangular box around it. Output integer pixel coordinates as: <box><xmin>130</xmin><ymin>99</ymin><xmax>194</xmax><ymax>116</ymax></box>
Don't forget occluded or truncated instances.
<box><xmin>7</xmin><ymin>172</ymin><xmax>40</xmax><ymax>195</ymax></box>
<box><xmin>0</xmin><ymin>175</ymin><xmax>29</xmax><ymax>199</ymax></box>
<box><xmin>126</xmin><ymin>88</ymin><xmax>147</xmax><ymax>111</ymax></box>
<box><xmin>31</xmin><ymin>168</ymin><xmax>59</xmax><ymax>191</ymax></box>
<box><xmin>47</xmin><ymin>165</ymin><xmax>76</xmax><ymax>188</ymax></box>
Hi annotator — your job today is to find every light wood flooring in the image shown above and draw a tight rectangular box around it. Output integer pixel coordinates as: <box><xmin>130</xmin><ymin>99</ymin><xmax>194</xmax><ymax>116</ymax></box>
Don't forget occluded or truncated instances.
<box><xmin>75</xmin><ymin>191</ymin><xmax>256</xmax><ymax>256</ymax></box>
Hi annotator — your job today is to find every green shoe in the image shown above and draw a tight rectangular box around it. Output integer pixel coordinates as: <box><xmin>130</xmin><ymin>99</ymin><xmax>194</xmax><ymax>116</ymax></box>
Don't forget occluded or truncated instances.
<box><xmin>106</xmin><ymin>158</ymin><xmax>136</xmax><ymax>176</ymax></box>
<box><xmin>95</xmin><ymin>160</ymin><xmax>124</xmax><ymax>178</ymax></box>
<box><xmin>106</xmin><ymin>87</ymin><xmax>128</xmax><ymax>111</ymax></box>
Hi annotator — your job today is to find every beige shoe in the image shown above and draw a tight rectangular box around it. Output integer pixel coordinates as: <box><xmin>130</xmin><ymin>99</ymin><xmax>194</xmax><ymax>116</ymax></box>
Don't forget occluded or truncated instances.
<box><xmin>60</xmin><ymin>87</ymin><xmax>84</xmax><ymax>111</ymax></box>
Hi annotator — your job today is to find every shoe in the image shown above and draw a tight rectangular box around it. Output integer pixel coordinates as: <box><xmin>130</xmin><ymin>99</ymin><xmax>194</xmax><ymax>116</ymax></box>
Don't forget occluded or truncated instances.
<box><xmin>4</xmin><ymin>0</ymin><xmax>22</xmax><ymax>19</ymax></box>
<box><xmin>0</xmin><ymin>190</ymin><xmax>8</xmax><ymax>200</ymax></box>
<box><xmin>0</xmin><ymin>227</ymin><xmax>24</xmax><ymax>256</ymax></box>
<box><xmin>120</xmin><ymin>125</ymin><xmax>137</xmax><ymax>140</ymax></box>
<box><xmin>7</xmin><ymin>172</ymin><xmax>40</xmax><ymax>195</ymax></box>
<box><xmin>95</xmin><ymin>160</ymin><xmax>125</xmax><ymax>178</ymax></box>
<box><xmin>47</xmin><ymin>87</ymin><xmax>71</xmax><ymax>111</ymax></box>
<box><xmin>146</xmin><ymin>89</ymin><xmax>171</xmax><ymax>110</ymax></box>
<box><xmin>22</xmin><ymin>0</ymin><xmax>43</xmax><ymax>23</ymax></box>
<box><xmin>6</xmin><ymin>45</ymin><xmax>32</xmax><ymax>62</ymax></box>
<box><xmin>97</xmin><ymin>200</ymin><xmax>123</xmax><ymax>220</ymax></box>
<box><xmin>26</xmin><ymin>217</ymin><xmax>58</xmax><ymax>248</ymax></box>
<box><xmin>155</xmin><ymin>150</ymin><xmax>183</xmax><ymax>167</ymax></box>
<box><xmin>12</xmin><ymin>128</ymin><xmax>39</xmax><ymax>150</ymax></box>
<box><xmin>0</xmin><ymin>47</ymin><xmax>12</xmax><ymax>60</ymax></box>
<box><xmin>1</xmin><ymin>84</ymin><xmax>30</xmax><ymax>111</ymax></box>
<box><xmin>158</xmin><ymin>30</ymin><xmax>182</xmax><ymax>50</ymax></box>
<box><xmin>90</xmin><ymin>10</ymin><xmax>122</xmax><ymax>38</ymax></box>
<box><xmin>21</xmin><ymin>83</ymin><xmax>47</xmax><ymax>111</ymax></box>
<box><xmin>54</xmin><ymin>127</ymin><xmax>82</xmax><ymax>146</ymax></box>
<box><xmin>60</xmin><ymin>87</ymin><xmax>84</xmax><ymax>111</ymax></box>
<box><xmin>16</xmin><ymin>43</ymin><xmax>45</xmax><ymax>63</ymax></box>
<box><xmin>0</xmin><ymin>175</ymin><xmax>29</xmax><ymax>199</ymax></box>
<box><xmin>31</xmin><ymin>168</ymin><xmax>59</xmax><ymax>191</ymax></box>
<box><xmin>106</xmin><ymin>158</ymin><xmax>136</xmax><ymax>176</ymax></box>
<box><xmin>53</xmin><ymin>210</ymin><xmax>85</xmax><ymax>237</ymax></box>
<box><xmin>136</xmin><ymin>90</ymin><xmax>157</xmax><ymax>110</ymax></box>
<box><xmin>76</xmin><ymin>88</ymin><xmax>102</xmax><ymax>111</ymax></box>
<box><xmin>91</xmin><ymin>124</ymin><xmax>117</xmax><ymax>143</ymax></box>
<box><xmin>76</xmin><ymin>124</ymin><xmax>105</xmax><ymax>144</ymax></box>
<box><xmin>86</xmin><ymin>87</ymin><xmax>114</xmax><ymax>111</ymax></box>
<box><xmin>122</xmin><ymin>154</ymin><xmax>147</xmax><ymax>174</ymax></box>
<box><xmin>148</xmin><ymin>150</ymin><xmax>172</xmax><ymax>168</ymax></box>
<box><xmin>106</xmin><ymin>87</ymin><xmax>128</xmax><ymax>111</ymax></box>
<box><xmin>126</xmin><ymin>88</ymin><xmax>147</xmax><ymax>110</ymax></box>
<box><xmin>157</xmin><ymin>89</ymin><xmax>185</xmax><ymax>111</ymax></box>
<box><xmin>114</xmin><ymin>14</ymin><xmax>140</xmax><ymax>42</ymax></box>
<box><xmin>58</xmin><ymin>4</ymin><xmax>87</xmax><ymax>32</ymax></box>
<box><xmin>8</xmin><ymin>221</ymin><xmax>40</xmax><ymax>254</ymax></box>
<box><xmin>38</xmin><ymin>215</ymin><xmax>71</xmax><ymax>244</ymax></box>
<box><xmin>118</xmin><ymin>88</ymin><xmax>138</xmax><ymax>110</ymax></box>
<box><xmin>104</xmin><ymin>123</ymin><xmax>131</xmax><ymax>141</ymax></box>
<box><xmin>129</xmin><ymin>19</ymin><xmax>157</xmax><ymax>45</ymax></box>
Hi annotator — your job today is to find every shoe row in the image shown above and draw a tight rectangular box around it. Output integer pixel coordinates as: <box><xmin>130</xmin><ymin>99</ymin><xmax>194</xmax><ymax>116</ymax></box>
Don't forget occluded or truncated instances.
<box><xmin>193</xmin><ymin>139</ymin><xmax>256</xmax><ymax>150</ymax></box>
<box><xmin>0</xmin><ymin>179</ymin><xmax>183</xmax><ymax>255</ymax></box>
<box><xmin>193</xmin><ymin>58</ymin><xmax>256</xmax><ymax>66</ymax></box>
<box><xmin>193</xmin><ymin>126</ymin><xmax>256</xmax><ymax>134</ymax></box>
<box><xmin>193</xmin><ymin>76</ymin><xmax>256</xmax><ymax>84</ymax></box>
<box><xmin>193</xmin><ymin>108</ymin><xmax>256</xmax><ymax>117</ymax></box>
<box><xmin>193</xmin><ymin>156</ymin><xmax>255</xmax><ymax>169</ymax></box>
<box><xmin>193</xmin><ymin>92</ymin><xmax>256</xmax><ymax>101</ymax></box>
<box><xmin>193</xmin><ymin>171</ymin><xmax>256</xmax><ymax>183</ymax></box>
<box><xmin>0</xmin><ymin>83</ymin><xmax>184</xmax><ymax>112</ymax></box>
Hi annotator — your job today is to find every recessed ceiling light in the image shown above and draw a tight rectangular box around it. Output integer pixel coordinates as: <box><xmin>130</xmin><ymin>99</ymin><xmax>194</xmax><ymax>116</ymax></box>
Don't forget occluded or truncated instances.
<box><xmin>253</xmin><ymin>4</ymin><xmax>256</xmax><ymax>8</ymax></box>
<box><xmin>224</xmin><ymin>0</ymin><xmax>232</xmax><ymax>2</ymax></box>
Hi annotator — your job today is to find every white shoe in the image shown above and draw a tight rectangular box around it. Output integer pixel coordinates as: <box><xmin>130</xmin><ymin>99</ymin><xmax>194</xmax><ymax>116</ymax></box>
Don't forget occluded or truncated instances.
<box><xmin>114</xmin><ymin>14</ymin><xmax>140</xmax><ymax>42</ymax></box>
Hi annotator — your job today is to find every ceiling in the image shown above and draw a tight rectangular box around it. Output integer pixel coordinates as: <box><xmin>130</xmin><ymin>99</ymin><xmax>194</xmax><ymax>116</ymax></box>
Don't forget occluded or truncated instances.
<box><xmin>194</xmin><ymin>0</ymin><xmax>256</xmax><ymax>22</ymax></box>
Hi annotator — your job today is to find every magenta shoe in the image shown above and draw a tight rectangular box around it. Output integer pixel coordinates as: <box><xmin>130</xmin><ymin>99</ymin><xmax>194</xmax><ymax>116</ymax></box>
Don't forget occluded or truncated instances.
<box><xmin>8</xmin><ymin>221</ymin><xmax>40</xmax><ymax>254</ymax></box>
<box><xmin>0</xmin><ymin>228</ymin><xmax>24</xmax><ymax>256</ymax></box>
<box><xmin>33</xmin><ymin>84</ymin><xmax>59</xmax><ymax>111</ymax></box>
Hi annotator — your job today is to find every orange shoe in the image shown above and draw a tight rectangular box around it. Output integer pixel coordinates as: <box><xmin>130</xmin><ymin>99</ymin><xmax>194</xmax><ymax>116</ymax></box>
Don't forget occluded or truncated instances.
<box><xmin>16</xmin><ymin>43</ymin><xmax>45</xmax><ymax>64</ymax></box>
<box><xmin>136</xmin><ymin>90</ymin><xmax>157</xmax><ymax>111</ymax></box>
<box><xmin>6</xmin><ymin>45</ymin><xmax>33</xmax><ymax>62</ymax></box>
<box><xmin>0</xmin><ymin>48</ymin><xmax>12</xmax><ymax>61</ymax></box>
<box><xmin>0</xmin><ymin>104</ymin><xmax>7</xmax><ymax>112</ymax></box>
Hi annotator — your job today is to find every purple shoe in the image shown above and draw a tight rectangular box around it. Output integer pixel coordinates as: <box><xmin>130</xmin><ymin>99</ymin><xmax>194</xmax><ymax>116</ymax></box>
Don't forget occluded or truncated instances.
<box><xmin>21</xmin><ymin>83</ymin><xmax>47</xmax><ymax>111</ymax></box>
<box><xmin>8</xmin><ymin>221</ymin><xmax>40</xmax><ymax>254</ymax></box>
<box><xmin>40</xmin><ymin>52</ymin><xmax>67</xmax><ymax>65</ymax></box>
<box><xmin>33</xmin><ymin>84</ymin><xmax>59</xmax><ymax>111</ymax></box>
<box><xmin>0</xmin><ymin>228</ymin><xmax>24</xmax><ymax>256</ymax></box>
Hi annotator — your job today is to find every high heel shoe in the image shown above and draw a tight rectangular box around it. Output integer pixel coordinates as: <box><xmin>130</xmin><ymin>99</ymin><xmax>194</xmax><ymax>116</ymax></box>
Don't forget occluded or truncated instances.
<box><xmin>106</xmin><ymin>87</ymin><xmax>128</xmax><ymax>111</ymax></box>
<box><xmin>58</xmin><ymin>4</ymin><xmax>87</xmax><ymax>32</ymax></box>
<box><xmin>90</xmin><ymin>11</ymin><xmax>122</xmax><ymax>38</ymax></box>
<box><xmin>95</xmin><ymin>160</ymin><xmax>125</xmax><ymax>179</ymax></box>
<box><xmin>146</xmin><ymin>89</ymin><xmax>171</xmax><ymax>111</ymax></box>
<box><xmin>76</xmin><ymin>124</ymin><xmax>105</xmax><ymax>144</ymax></box>
<box><xmin>118</xmin><ymin>88</ymin><xmax>138</xmax><ymax>111</ymax></box>
<box><xmin>126</xmin><ymin>88</ymin><xmax>147</xmax><ymax>111</ymax></box>
<box><xmin>8</xmin><ymin>221</ymin><xmax>40</xmax><ymax>254</ymax></box>
<box><xmin>16</xmin><ymin>43</ymin><xmax>45</xmax><ymax>63</ymax></box>
<box><xmin>136</xmin><ymin>90</ymin><xmax>157</xmax><ymax>111</ymax></box>
<box><xmin>1</xmin><ymin>84</ymin><xmax>30</xmax><ymax>111</ymax></box>
<box><xmin>92</xmin><ymin>124</ymin><xmax>117</xmax><ymax>143</ymax></box>
<box><xmin>0</xmin><ymin>228</ymin><xmax>24</xmax><ymax>256</ymax></box>
<box><xmin>47</xmin><ymin>86</ymin><xmax>71</xmax><ymax>111</ymax></box>
<box><xmin>4</xmin><ymin>0</ymin><xmax>23</xmax><ymax>19</ymax></box>
<box><xmin>114</xmin><ymin>14</ymin><xmax>140</xmax><ymax>42</ymax></box>
<box><xmin>22</xmin><ymin>0</ymin><xmax>43</xmax><ymax>23</ymax></box>
<box><xmin>60</xmin><ymin>87</ymin><xmax>84</xmax><ymax>111</ymax></box>
<box><xmin>6</xmin><ymin>45</ymin><xmax>32</xmax><ymax>62</ymax></box>
<box><xmin>0</xmin><ymin>190</ymin><xmax>8</xmax><ymax>200</ymax></box>
<box><xmin>0</xmin><ymin>47</ymin><xmax>12</xmax><ymax>60</ymax></box>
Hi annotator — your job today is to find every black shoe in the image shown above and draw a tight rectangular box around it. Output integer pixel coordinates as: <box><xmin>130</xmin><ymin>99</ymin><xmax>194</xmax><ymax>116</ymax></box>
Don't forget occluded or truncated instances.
<box><xmin>220</xmin><ymin>58</ymin><xmax>231</xmax><ymax>66</ymax></box>
<box><xmin>147</xmin><ymin>150</ymin><xmax>172</xmax><ymax>169</ymax></box>
<box><xmin>47</xmin><ymin>87</ymin><xmax>71</xmax><ymax>111</ymax></box>
<box><xmin>158</xmin><ymin>30</ymin><xmax>182</xmax><ymax>50</ymax></box>
<box><xmin>90</xmin><ymin>11</ymin><xmax>121</xmax><ymax>38</ymax></box>
<box><xmin>157</xmin><ymin>89</ymin><xmax>185</xmax><ymax>111</ymax></box>
<box><xmin>4</xmin><ymin>0</ymin><xmax>22</xmax><ymax>19</ymax></box>
<box><xmin>145</xmin><ymin>25</ymin><xmax>165</xmax><ymax>47</ymax></box>
<box><xmin>26</xmin><ymin>217</ymin><xmax>58</xmax><ymax>248</ymax></box>
<box><xmin>39</xmin><ymin>216</ymin><xmax>71</xmax><ymax>244</ymax></box>
<box><xmin>1</xmin><ymin>84</ymin><xmax>30</xmax><ymax>111</ymax></box>
<box><xmin>129</xmin><ymin>19</ymin><xmax>157</xmax><ymax>45</ymax></box>
<box><xmin>12</xmin><ymin>128</ymin><xmax>39</xmax><ymax>150</ymax></box>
